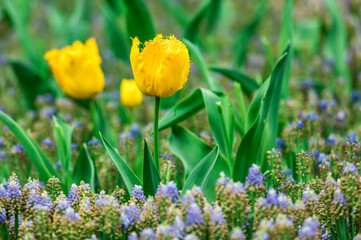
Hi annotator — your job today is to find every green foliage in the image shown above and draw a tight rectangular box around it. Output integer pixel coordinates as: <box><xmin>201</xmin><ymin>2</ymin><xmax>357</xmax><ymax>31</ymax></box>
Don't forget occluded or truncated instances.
<box><xmin>181</xmin><ymin>145</ymin><xmax>219</xmax><ymax>200</ymax></box>
<box><xmin>209</xmin><ymin>66</ymin><xmax>260</xmax><ymax>97</ymax></box>
<box><xmin>52</xmin><ymin>117</ymin><xmax>74</xmax><ymax>190</ymax></box>
<box><xmin>325</xmin><ymin>0</ymin><xmax>351</xmax><ymax>93</ymax></box>
<box><xmin>169</xmin><ymin>126</ymin><xmax>231</xmax><ymax>201</ymax></box>
<box><xmin>123</xmin><ymin>0</ymin><xmax>155</xmax><ymax>43</ymax></box>
<box><xmin>142</xmin><ymin>139</ymin><xmax>161</xmax><ymax>197</ymax></box>
<box><xmin>233</xmin><ymin>48</ymin><xmax>289</xmax><ymax>181</ymax></box>
<box><xmin>0</xmin><ymin>111</ymin><xmax>57</xmax><ymax>182</ymax></box>
<box><xmin>100</xmin><ymin>2</ymin><xmax>129</xmax><ymax>62</ymax></box>
<box><xmin>234</xmin><ymin>1</ymin><xmax>267</xmax><ymax>67</ymax></box>
<box><xmin>183</xmin><ymin>39</ymin><xmax>223</xmax><ymax>92</ymax></box>
<box><xmin>279</xmin><ymin>0</ymin><xmax>293</xmax><ymax>99</ymax></box>
<box><xmin>73</xmin><ymin>143</ymin><xmax>95</xmax><ymax>192</ymax></box>
<box><xmin>100</xmin><ymin>133</ymin><xmax>142</xmax><ymax>194</ymax></box>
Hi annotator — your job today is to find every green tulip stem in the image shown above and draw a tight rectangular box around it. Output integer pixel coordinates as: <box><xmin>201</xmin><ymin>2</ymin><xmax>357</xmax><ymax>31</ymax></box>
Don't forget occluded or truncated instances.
<box><xmin>154</xmin><ymin>97</ymin><xmax>160</xmax><ymax>173</ymax></box>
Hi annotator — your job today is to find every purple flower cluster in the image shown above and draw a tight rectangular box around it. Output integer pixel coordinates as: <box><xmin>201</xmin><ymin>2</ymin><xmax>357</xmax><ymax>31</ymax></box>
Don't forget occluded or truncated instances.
<box><xmin>299</xmin><ymin>217</ymin><xmax>320</xmax><ymax>239</ymax></box>
<box><xmin>246</xmin><ymin>164</ymin><xmax>265</xmax><ymax>186</ymax></box>
<box><xmin>0</xmin><ymin>207</ymin><xmax>6</xmax><ymax>224</ymax></box>
<box><xmin>155</xmin><ymin>181</ymin><xmax>180</xmax><ymax>203</ymax></box>
<box><xmin>131</xmin><ymin>185</ymin><xmax>146</xmax><ymax>201</ymax></box>
<box><xmin>186</xmin><ymin>203</ymin><xmax>203</xmax><ymax>226</ymax></box>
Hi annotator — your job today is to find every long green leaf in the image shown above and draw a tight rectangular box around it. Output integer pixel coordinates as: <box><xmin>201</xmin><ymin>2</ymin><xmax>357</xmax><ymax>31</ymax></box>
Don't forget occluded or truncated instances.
<box><xmin>325</xmin><ymin>0</ymin><xmax>351</xmax><ymax>93</ymax></box>
<box><xmin>101</xmin><ymin>3</ymin><xmax>129</xmax><ymax>62</ymax></box>
<box><xmin>159</xmin><ymin>88</ymin><xmax>235</xmax><ymax>163</ymax></box>
<box><xmin>233</xmin><ymin>51</ymin><xmax>289</xmax><ymax>182</ymax></box>
<box><xmin>100</xmin><ymin>133</ymin><xmax>142</xmax><ymax>194</ymax></box>
<box><xmin>181</xmin><ymin>145</ymin><xmax>219</xmax><ymax>200</ymax></box>
<box><xmin>67</xmin><ymin>0</ymin><xmax>88</xmax><ymax>43</ymax></box>
<box><xmin>169</xmin><ymin>126</ymin><xmax>230</xmax><ymax>201</ymax></box>
<box><xmin>184</xmin><ymin>0</ymin><xmax>210</xmax><ymax>43</ymax></box>
<box><xmin>0</xmin><ymin>111</ymin><xmax>57</xmax><ymax>182</ymax></box>
<box><xmin>209</xmin><ymin>66</ymin><xmax>259</xmax><ymax>97</ymax></box>
<box><xmin>278</xmin><ymin>0</ymin><xmax>293</xmax><ymax>99</ymax></box>
<box><xmin>124</xmin><ymin>0</ymin><xmax>155</xmax><ymax>42</ymax></box>
<box><xmin>72</xmin><ymin>143</ymin><xmax>95</xmax><ymax>192</ymax></box>
<box><xmin>234</xmin><ymin>1</ymin><xmax>267</xmax><ymax>67</ymax></box>
<box><xmin>10</xmin><ymin>61</ymin><xmax>43</xmax><ymax>109</ymax></box>
<box><xmin>183</xmin><ymin>39</ymin><xmax>223</xmax><ymax>92</ymax></box>
<box><xmin>159</xmin><ymin>89</ymin><xmax>205</xmax><ymax>131</ymax></box>
<box><xmin>159</xmin><ymin>0</ymin><xmax>188</xmax><ymax>25</ymax></box>
<box><xmin>90</xmin><ymin>101</ymin><xmax>116</xmax><ymax>146</ymax></box>
<box><xmin>52</xmin><ymin>117</ymin><xmax>74</xmax><ymax>173</ymax></box>
<box><xmin>142</xmin><ymin>139</ymin><xmax>161</xmax><ymax>197</ymax></box>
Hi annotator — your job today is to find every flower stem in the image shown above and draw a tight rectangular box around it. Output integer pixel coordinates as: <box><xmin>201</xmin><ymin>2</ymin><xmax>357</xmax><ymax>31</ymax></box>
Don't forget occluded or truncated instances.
<box><xmin>154</xmin><ymin>97</ymin><xmax>160</xmax><ymax>172</ymax></box>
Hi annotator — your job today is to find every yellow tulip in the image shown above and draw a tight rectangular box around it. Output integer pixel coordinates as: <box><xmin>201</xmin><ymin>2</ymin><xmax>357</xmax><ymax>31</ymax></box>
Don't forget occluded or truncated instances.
<box><xmin>130</xmin><ymin>34</ymin><xmax>190</xmax><ymax>98</ymax></box>
<box><xmin>44</xmin><ymin>38</ymin><xmax>105</xmax><ymax>99</ymax></box>
<box><xmin>120</xmin><ymin>79</ymin><xmax>143</xmax><ymax>108</ymax></box>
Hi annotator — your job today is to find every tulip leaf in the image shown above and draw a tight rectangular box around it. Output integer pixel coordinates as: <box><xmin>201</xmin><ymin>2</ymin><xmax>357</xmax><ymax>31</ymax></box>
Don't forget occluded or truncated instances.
<box><xmin>124</xmin><ymin>0</ymin><xmax>155</xmax><ymax>43</ymax></box>
<box><xmin>159</xmin><ymin>88</ymin><xmax>235</xmax><ymax>163</ymax></box>
<box><xmin>234</xmin><ymin>1</ymin><xmax>267</xmax><ymax>67</ymax></box>
<box><xmin>0</xmin><ymin>111</ymin><xmax>57</xmax><ymax>182</ymax></box>
<box><xmin>233</xmin><ymin>49</ymin><xmax>289</xmax><ymax>182</ymax></box>
<box><xmin>278</xmin><ymin>0</ymin><xmax>293</xmax><ymax>99</ymax></box>
<box><xmin>184</xmin><ymin>0</ymin><xmax>222</xmax><ymax>43</ymax></box>
<box><xmin>52</xmin><ymin>117</ymin><xmax>74</xmax><ymax>190</ymax></box>
<box><xmin>90</xmin><ymin>101</ymin><xmax>116</xmax><ymax>146</ymax></box>
<box><xmin>325</xmin><ymin>0</ymin><xmax>351</xmax><ymax>93</ymax></box>
<box><xmin>209</xmin><ymin>65</ymin><xmax>260</xmax><ymax>97</ymax></box>
<box><xmin>2</xmin><ymin>0</ymin><xmax>43</xmax><ymax>69</ymax></box>
<box><xmin>9</xmin><ymin>61</ymin><xmax>43</xmax><ymax>109</ymax></box>
<box><xmin>183</xmin><ymin>39</ymin><xmax>223</xmax><ymax>92</ymax></box>
<box><xmin>67</xmin><ymin>0</ymin><xmax>89</xmax><ymax>43</ymax></box>
<box><xmin>159</xmin><ymin>88</ymin><xmax>205</xmax><ymax>130</ymax></box>
<box><xmin>159</xmin><ymin>0</ymin><xmax>188</xmax><ymax>25</ymax></box>
<box><xmin>143</xmin><ymin>139</ymin><xmax>161</xmax><ymax>197</ymax></box>
<box><xmin>184</xmin><ymin>0</ymin><xmax>210</xmax><ymax>43</ymax></box>
<box><xmin>169</xmin><ymin>125</ymin><xmax>231</xmax><ymax>201</ymax></box>
<box><xmin>72</xmin><ymin>143</ymin><xmax>95</xmax><ymax>192</ymax></box>
<box><xmin>100</xmin><ymin>133</ymin><xmax>142</xmax><ymax>194</ymax></box>
<box><xmin>100</xmin><ymin>3</ymin><xmax>129</xmax><ymax>62</ymax></box>
<box><xmin>181</xmin><ymin>145</ymin><xmax>219</xmax><ymax>200</ymax></box>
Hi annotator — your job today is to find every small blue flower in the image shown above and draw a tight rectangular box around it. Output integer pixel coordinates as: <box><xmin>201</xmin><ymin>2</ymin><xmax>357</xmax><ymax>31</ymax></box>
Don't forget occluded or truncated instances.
<box><xmin>297</xmin><ymin>120</ymin><xmax>304</xmax><ymax>129</ymax></box>
<box><xmin>71</xmin><ymin>143</ymin><xmax>78</xmax><ymax>151</ymax></box>
<box><xmin>88</xmin><ymin>139</ymin><xmax>100</xmax><ymax>146</ymax></box>
<box><xmin>0</xmin><ymin>151</ymin><xmax>6</xmax><ymax>161</ymax></box>
<box><xmin>230</xmin><ymin>227</ymin><xmax>246</xmax><ymax>239</ymax></box>
<box><xmin>41</xmin><ymin>139</ymin><xmax>54</xmax><ymax>147</ymax></box>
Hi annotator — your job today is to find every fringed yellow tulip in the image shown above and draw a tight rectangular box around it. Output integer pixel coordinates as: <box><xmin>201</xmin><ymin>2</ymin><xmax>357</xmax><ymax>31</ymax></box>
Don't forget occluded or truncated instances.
<box><xmin>120</xmin><ymin>79</ymin><xmax>143</xmax><ymax>108</ymax></box>
<box><xmin>44</xmin><ymin>38</ymin><xmax>105</xmax><ymax>99</ymax></box>
<box><xmin>130</xmin><ymin>34</ymin><xmax>190</xmax><ymax>98</ymax></box>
